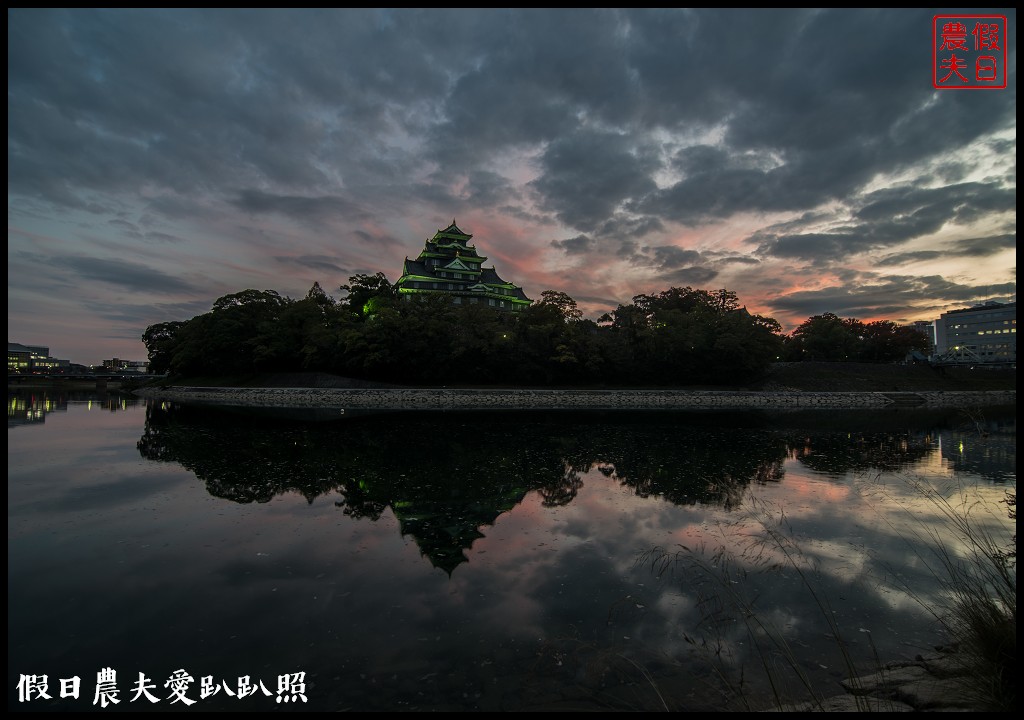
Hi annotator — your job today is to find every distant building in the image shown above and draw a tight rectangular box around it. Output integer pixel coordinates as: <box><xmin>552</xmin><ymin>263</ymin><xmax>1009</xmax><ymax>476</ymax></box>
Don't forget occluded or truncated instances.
<box><xmin>909</xmin><ymin>320</ymin><xmax>936</xmax><ymax>355</ymax></box>
<box><xmin>932</xmin><ymin>301</ymin><xmax>1016</xmax><ymax>366</ymax></box>
<box><xmin>395</xmin><ymin>220</ymin><xmax>532</xmax><ymax>311</ymax></box>
<box><xmin>101</xmin><ymin>358</ymin><xmax>149</xmax><ymax>373</ymax></box>
<box><xmin>8</xmin><ymin>343</ymin><xmax>70</xmax><ymax>373</ymax></box>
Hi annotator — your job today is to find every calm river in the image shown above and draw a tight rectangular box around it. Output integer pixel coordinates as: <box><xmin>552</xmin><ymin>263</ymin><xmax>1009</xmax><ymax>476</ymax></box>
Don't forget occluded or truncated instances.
<box><xmin>8</xmin><ymin>390</ymin><xmax>1015</xmax><ymax>711</ymax></box>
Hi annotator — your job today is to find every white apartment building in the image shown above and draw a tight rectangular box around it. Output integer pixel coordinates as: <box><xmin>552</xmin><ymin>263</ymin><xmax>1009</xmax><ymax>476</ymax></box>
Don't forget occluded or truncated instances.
<box><xmin>933</xmin><ymin>301</ymin><xmax>1016</xmax><ymax>365</ymax></box>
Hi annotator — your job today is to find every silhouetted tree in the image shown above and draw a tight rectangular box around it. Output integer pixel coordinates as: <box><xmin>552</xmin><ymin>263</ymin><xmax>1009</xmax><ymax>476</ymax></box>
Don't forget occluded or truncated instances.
<box><xmin>143</xmin><ymin>282</ymin><xmax>785</xmax><ymax>386</ymax></box>
<box><xmin>604</xmin><ymin>287</ymin><xmax>782</xmax><ymax>384</ymax></box>
<box><xmin>538</xmin><ymin>290</ymin><xmax>584</xmax><ymax>322</ymax></box>
<box><xmin>142</xmin><ymin>320</ymin><xmax>187</xmax><ymax>375</ymax></box>
<box><xmin>786</xmin><ymin>313</ymin><xmax>863</xmax><ymax>361</ymax></box>
<box><xmin>339</xmin><ymin>272</ymin><xmax>396</xmax><ymax>317</ymax></box>
<box><xmin>786</xmin><ymin>314</ymin><xmax>928</xmax><ymax>363</ymax></box>
<box><xmin>859</xmin><ymin>320</ymin><xmax>929</xmax><ymax>362</ymax></box>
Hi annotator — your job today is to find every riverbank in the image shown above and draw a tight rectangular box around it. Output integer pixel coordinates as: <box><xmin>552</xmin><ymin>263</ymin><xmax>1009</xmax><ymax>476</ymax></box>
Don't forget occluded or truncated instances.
<box><xmin>755</xmin><ymin>361</ymin><xmax>1015</xmax><ymax>392</ymax></box>
<box><xmin>134</xmin><ymin>385</ymin><xmax>1015</xmax><ymax>411</ymax></box>
<box><xmin>764</xmin><ymin>646</ymin><xmax>996</xmax><ymax>712</ymax></box>
<box><xmin>129</xmin><ymin>362</ymin><xmax>1017</xmax><ymax>394</ymax></box>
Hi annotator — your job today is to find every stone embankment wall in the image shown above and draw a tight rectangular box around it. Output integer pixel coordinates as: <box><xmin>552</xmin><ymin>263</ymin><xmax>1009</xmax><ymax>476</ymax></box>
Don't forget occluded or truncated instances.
<box><xmin>135</xmin><ymin>387</ymin><xmax>1015</xmax><ymax>411</ymax></box>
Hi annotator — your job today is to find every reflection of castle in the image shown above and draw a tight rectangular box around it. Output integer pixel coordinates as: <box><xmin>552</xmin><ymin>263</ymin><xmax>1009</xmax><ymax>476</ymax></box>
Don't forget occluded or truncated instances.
<box><xmin>395</xmin><ymin>220</ymin><xmax>532</xmax><ymax>312</ymax></box>
<box><xmin>137</xmin><ymin>404</ymin><xmax>1019</xmax><ymax>574</ymax></box>
<box><xmin>391</xmin><ymin>488</ymin><xmax>529</xmax><ymax>575</ymax></box>
<box><xmin>136</xmin><ymin>406</ymin><xmax>793</xmax><ymax>574</ymax></box>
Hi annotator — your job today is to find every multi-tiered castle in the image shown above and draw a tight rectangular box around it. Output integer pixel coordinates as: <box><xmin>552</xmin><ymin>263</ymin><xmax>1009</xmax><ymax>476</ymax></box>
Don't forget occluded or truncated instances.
<box><xmin>394</xmin><ymin>221</ymin><xmax>531</xmax><ymax>311</ymax></box>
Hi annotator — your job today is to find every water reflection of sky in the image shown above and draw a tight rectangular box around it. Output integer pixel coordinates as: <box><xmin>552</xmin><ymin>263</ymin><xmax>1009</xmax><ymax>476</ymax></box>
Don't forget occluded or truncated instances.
<box><xmin>8</xmin><ymin>398</ymin><xmax>1015</xmax><ymax>712</ymax></box>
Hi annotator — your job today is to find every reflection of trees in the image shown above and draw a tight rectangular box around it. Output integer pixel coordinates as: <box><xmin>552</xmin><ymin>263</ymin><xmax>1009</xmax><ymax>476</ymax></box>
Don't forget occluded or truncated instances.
<box><xmin>138</xmin><ymin>403</ymin><xmax>365</xmax><ymax>503</ymax></box>
<box><xmin>769</xmin><ymin>407</ymin><xmax>1018</xmax><ymax>479</ymax></box>
<box><xmin>575</xmin><ymin>425</ymin><xmax>786</xmax><ymax>510</ymax></box>
<box><xmin>784</xmin><ymin>431</ymin><xmax>933</xmax><ymax>474</ymax></box>
<box><xmin>137</xmin><ymin>404</ymin><xmax>1017</xmax><ymax>571</ymax></box>
<box><xmin>937</xmin><ymin>431</ymin><xmax>1018</xmax><ymax>484</ymax></box>
<box><xmin>135</xmin><ymin>407</ymin><xmax>792</xmax><ymax>572</ymax></box>
<box><xmin>537</xmin><ymin>466</ymin><xmax>584</xmax><ymax>507</ymax></box>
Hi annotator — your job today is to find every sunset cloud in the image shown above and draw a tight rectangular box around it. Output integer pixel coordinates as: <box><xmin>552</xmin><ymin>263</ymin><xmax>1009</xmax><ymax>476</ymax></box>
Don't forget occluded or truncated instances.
<box><xmin>7</xmin><ymin>8</ymin><xmax>1016</xmax><ymax>363</ymax></box>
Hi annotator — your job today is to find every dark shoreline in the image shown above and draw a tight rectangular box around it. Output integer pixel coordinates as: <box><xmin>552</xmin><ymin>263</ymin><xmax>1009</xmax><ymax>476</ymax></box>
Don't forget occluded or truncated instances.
<box><xmin>133</xmin><ymin>386</ymin><xmax>1016</xmax><ymax>411</ymax></box>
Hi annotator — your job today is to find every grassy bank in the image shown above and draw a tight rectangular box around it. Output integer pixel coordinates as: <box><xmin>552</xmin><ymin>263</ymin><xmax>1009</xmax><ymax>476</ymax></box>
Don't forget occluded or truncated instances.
<box><xmin>752</xmin><ymin>362</ymin><xmax>1016</xmax><ymax>392</ymax></box>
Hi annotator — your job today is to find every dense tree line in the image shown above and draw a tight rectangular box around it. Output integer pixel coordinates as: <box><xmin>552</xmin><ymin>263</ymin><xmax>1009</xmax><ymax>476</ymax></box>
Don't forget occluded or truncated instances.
<box><xmin>143</xmin><ymin>277</ymin><xmax>925</xmax><ymax>386</ymax></box>
<box><xmin>782</xmin><ymin>312</ymin><xmax>929</xmax><ymax>363</ymax></box>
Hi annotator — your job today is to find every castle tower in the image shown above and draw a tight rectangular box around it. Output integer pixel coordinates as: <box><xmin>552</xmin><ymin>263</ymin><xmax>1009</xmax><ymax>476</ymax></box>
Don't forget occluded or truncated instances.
<box><xmin>395</xmin><ymin>220</ymin><xmax>532</xmax><ymax>311</ymax></box>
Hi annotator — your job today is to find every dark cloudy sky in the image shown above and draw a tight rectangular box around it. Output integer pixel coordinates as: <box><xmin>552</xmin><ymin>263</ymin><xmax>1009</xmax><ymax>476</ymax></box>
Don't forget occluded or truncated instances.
<box><xmin>8</xmin><ymin>8</ymin><xmax>1017</xmax><ymax>365</ymax></box>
